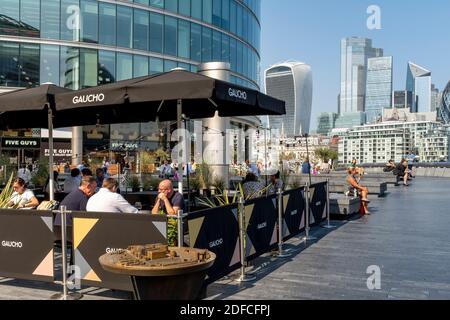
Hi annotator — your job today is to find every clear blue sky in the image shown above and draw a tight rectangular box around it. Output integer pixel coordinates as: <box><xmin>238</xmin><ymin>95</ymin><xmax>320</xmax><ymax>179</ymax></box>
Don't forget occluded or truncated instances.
<box><xmin>260</xmin><ymin>0</ymin><xmax>450</xmax><ymax>130</ymax></box>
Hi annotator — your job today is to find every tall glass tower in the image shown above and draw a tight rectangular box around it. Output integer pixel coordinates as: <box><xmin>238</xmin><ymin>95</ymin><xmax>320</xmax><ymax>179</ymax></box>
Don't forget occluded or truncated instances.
<box><xmin>439</xmin><ymin>81</ymin><xmax>450</xmax><ymax>124</ymax></box>
<box><xmin>265</xmin><ymin>61</ymin><xmax>313</xmax><ymax>136</ymax></box>
<box><xmin>406</xmin><ymin>62</ymin><xmax>432</xmax><ymax>113</ymax></box>
<box><xmin>340</xmin><ymin>37</ymin><xmax>383</xmax><ymax>114</ymax></box>
<box><xmin>365</xmin><ymin>56</ymin><xmax>393</xmax><ymax>123</ymax></box>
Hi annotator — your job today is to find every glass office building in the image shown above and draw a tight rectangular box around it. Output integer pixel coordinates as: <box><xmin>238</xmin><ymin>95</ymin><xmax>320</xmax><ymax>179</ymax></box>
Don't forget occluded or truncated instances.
<box><xmin>406</xmin><ymin>62</ymin><xmax>432</xmax><ymax>113</ymax></box>
<box><xmin>0</xmin><ymin>0</ymin><xmax>261</xmax><ymax>91</ymax></box>
<box><xmin>439</xmin><ymin>81</ymin><xmax>450</xmax><ymax>124</ymax></box>
<box><xmin>340</xmin><ymin>37</ymin><xmax>383</xmax><ymax>114</ymax></box>
<box><xmin>365</xmin><ymin>56</ymin><xmax>393</xmax><ymax>124</ymax></box>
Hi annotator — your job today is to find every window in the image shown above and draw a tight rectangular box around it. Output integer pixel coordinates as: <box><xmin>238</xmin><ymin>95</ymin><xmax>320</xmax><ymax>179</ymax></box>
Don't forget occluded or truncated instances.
<box><xmin>179</xmin><ymin>0</ymin><xmax>190</xmax><ymax>17</ymax></box>
<box><xmin>0</xmin><ymin>0</ymin><xmax>20</xmax><ymax>35</ymax></box>
<box><xmin>99</xmin><ymin>3</ymin><xmax>116</xmax><ymax>46</ymax></box>
<box><xmin>236</xmin><ymin>41</ymin><xmax>243</xmax><ymax>74</ymax></box>
<box><xmin>60</xmin><ymin>46</ymin><xmax>80</xmax><ymax>89</ymax></box>
<box><xmin>201</xmin><ymin>27</ymin><xmax>212</xmax><ymax>62</ymax></box>
<box><xmin>18</xmin><ymin>43</ymin><xmax>39</xmax><ymax>87</ymax></box>
<box><xmin>117</xmin><ymin>6</ymin><xmax>133</xmax><ymax>48</ymax></box>
<box><xmin>190</xmin><ymin>23</ymin><xmax>201</xmax><ymax>62</ymax></box>
<box><xmin>212</xmin><ymin>30</ymin><xmax>221</xmax><ymax>61</ymax></box>
<box><xmin>149</xmin><ymin>57</ymin><xmax>163</xmax><ymax>75</ymax></box>
<box><xmin>80</xmin><ymin>0</ymin><xmax>98</xmax><ymax>43</ymax></box>
<box><xmin>164</xmin><ymin>60</ymin><xmax>178</xmax><ymax>72</ymax></box>
<box><xmin>40</xmin><ymin>45</ymin><xmax>60</xmax><ymax>85</ymax></box>
<box><xmin>164</xmin><ymin>16</ymin><xmax>177</xmax><ymax>56</ymax></box>
<box><xmin>61</xmin><ymin>0</ymin><xmax>80</xmax><ymax>41</ymax></box>
<box><xmin>165</xmin><ymin>0</ymin><xmax>178</xmax><ymax>13</ymax></box>
<box><xmin>178</xmin><ymin>19</ymin><xmax>190</xmax><ymax>59</ymax></box>
<box><xmin>135</xmin><ymin>0</ymin><xmax>149</xmax><ymax>5</ymax></box>
<box><xmin>117</xmin><ymin>53</ymin><xmax>133</xmax><ymax>81</ymax></box>
<box><xmin>230</xmin><ymin>37</ymin><xmax>237</xmax><ymax>72</ymax></box>
<box><xmin>0</xmin><ymin>42</ymin><xmax>20</xmax><ymax>87</ymax></box>
<box><xmin>230</xmin><ymin>0</ymin><xmax>237</xmax><ymax>34</ymax></box>
<box><xmin>134</xmin><ymin>9</ymin><xmax>149</xmax><ymax>50</ymax></box>
<box><xmin>21</xmin><ymin>0</ymin><xmax>40</xmax><ymax>37</ymax></box>
<box><xmin>202</xmin><ymin>0</ymin><xmax>212</xmax><ymax>23</ymax></box>
<box><xmin>41</xmin><ymin>0</ymin><xmax>60</xmax><ymax>39</ymax></box>
<box><xmin>221</xmin><ymin>34</ymin><xmax>230</xmax><ymax>62</ymax></box>
<box><xmin>149</xmin><ymin>13</ymin><xmax>163</xmax><ymax>53</ymax></box>
<box><xmin>80</xmin><ymin>48</ymin><xmax>98</xmax><ymax>88</ymax></box>
<box><xmin>98</xmin><ymin>50</ymin><xmax>116</xmax><ymax>85</ymax></box>
<box><xmin>191</xmin><ymin>0</ymin><xmax>202</xmax><ymax>20</ymax></box>
<box><xmin>150</xmin><ymin>0</ymin><xmax>164</xmax><ymax>9</ymax></box>
<box><xmin>212</xmin><ymin>0</ymin><xmax>222</xmax><ymax>27</ymax></box>
<box><xmin>133</xmin><ymin>55</ymin><xmax>149</xmax><ymax>77</ymax></box>
<box><xmin>222</xmin><ymin>0</ymin><xmax>230</xmax><ymax>30</ymax></box>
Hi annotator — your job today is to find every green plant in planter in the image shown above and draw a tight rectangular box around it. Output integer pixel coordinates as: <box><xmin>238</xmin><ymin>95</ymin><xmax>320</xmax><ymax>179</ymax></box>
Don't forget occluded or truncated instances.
<box><xmin>0</xmin><ymin>173</ymin><xmax>19</xmax><ymax>208</ymax></box>
<box><xmin>143</xmin><ymin>176</ymin><xmax>161</xmax><ymax>191</ymax></box>
<box><xmin>197</xmin><ymin>163</ymin><xmax>213</xmax><ymax>190</ymax></box>
<box><xmin>127</xmin><ymin>175</ymin><xmax>141</xmax><ymax>191</ymax></box>
<box><xmin>31</xmin><ymin>158</ymin><xmax>49</xmax><ymax>187</ymax></box>
<box><xmin>212</xmin><ymin>176</ymin><xmax>225</xmax><ymax>193</ymax></box>
<box><xmin>189</xmin><ymin>176</ymin><xmax>202</xmax><ymax>191</ymax></box>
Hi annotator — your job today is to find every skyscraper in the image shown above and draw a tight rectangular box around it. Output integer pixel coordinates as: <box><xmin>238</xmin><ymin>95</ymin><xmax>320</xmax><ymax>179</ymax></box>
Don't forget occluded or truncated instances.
<box><xmin>431</xmin><ymin>84</ymin><xmax>440</xmax><ymax>112</ymax></box>
<box><xmin>406</xmin><ymin>62</ymin><xmax>432</xmax><ymax>113</ymax></box>
<box><xmin>265</xmin><ymin>61</ymin><xmax>313</xmax><ymax>136</ymax></box>
<box><xmin>340</xmin><ymin>37</ymin><xmax>383</xmax><ymax>114</ymax></box>
<box><xmin>365</xmin><ymin>56</ymin><xmax>393</xmax><ymax>123</ymax></box>
<box><xmin>439</xmin><ymin>81</ymin><xmax>450</xmax><ymax>124</ymax></box>
<box><xmin>317</xmin><ymin>112</ymin><xmax>338</xmax><ymax>136</ymax></box>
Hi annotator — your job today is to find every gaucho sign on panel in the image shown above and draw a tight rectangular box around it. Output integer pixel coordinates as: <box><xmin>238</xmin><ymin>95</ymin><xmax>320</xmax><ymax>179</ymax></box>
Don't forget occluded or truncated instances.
<box><xmin>0</xmin><ymin>210</ymin><xmax>54</xmax><ymax>282</ymax></box>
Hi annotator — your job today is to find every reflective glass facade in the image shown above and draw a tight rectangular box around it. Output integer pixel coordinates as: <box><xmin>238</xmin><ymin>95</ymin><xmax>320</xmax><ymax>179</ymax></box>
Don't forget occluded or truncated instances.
<box><xmin>0</xmin><ymin>0</ymin><xmax>260</xmax><ymax>90</ymax></box>
<box><xmin>365</xmin><ymin>56</ymin><xmax>393</xmax><ymax>124</ymax></box>
<box><xmin>340</xmin><ymin>37</ymin><xmax>383</xmax><ymax>114</ymax></box>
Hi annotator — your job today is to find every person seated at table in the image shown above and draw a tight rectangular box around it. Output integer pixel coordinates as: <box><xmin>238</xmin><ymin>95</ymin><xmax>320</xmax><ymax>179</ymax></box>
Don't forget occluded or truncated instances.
<box><xmin>346</xmin><ymin>167</ymin><xmax>370</xmax><ymax>215</ymax></box>
<box><xmin>396</xmin><ymin>159</ymin><xmax>410</xmax><ymax>186</ymax></box>
<box><xmin>267</xmin><ymin>171</ymin><xmax>284</xmax><ymax>195</ymax></box>
<box><xmin>81</xmin><ymin>168</ymin><xmax>93</xmax><ymax>177</ymax></box>
<box><xmin>54</xmin><ymin>176</ymin><xmax>97</xmax><ymax>243</ymax></box>
<box><xmin>95</xmin><ymin>168</ymin><xmax>105</xmax><ymax>191</ymax></box>
<box><xmin>86</xmin><ymin>178</ymin><xmax>138</xmax><ymax>213</ymax></box>
<box><xmin>64</xmin><ymin>168</ymin><xmax>81</xmax><ymax>193</ymax></box>
<box><xmin>242</xmin><ymin>173</ymin><xmax>265</xmax><ymax>199</ymax></box>
<box><xmin>151</xmin><ymin>180</ymin><xmax>185</xmax><ymax>215</ymax></box>
<box><xmin>7</xmin><ymin>178</ymin><xmax>39</xmax><ymax>210</ymax></box>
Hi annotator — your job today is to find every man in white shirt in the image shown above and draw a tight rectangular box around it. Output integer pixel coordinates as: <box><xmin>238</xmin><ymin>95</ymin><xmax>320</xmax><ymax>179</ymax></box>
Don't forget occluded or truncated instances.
<box><xmin>87</xmin><ymin>178</ymin><xmax>138</xmax><ymax>213</ymax></box>
<box><xmin>17</xmin><ymin>164</ymin><xmax>32</xmax><ymax>185</ymax></box>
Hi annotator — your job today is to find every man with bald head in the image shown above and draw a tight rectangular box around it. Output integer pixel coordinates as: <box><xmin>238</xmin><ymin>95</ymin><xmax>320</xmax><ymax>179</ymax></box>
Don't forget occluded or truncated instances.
<box><xmin>152</xmin><ymin>179</ymin><xmax>185</xmax><ymax>215</ymax></box>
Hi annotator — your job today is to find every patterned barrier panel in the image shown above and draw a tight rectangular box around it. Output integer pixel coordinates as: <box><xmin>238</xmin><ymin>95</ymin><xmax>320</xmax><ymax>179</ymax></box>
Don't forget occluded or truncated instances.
<box><xmin>187</xmin><ymin>204</ymin><xmax>240</xmax><ymax>284</ymax></box>
<box><xmin>308</xmin><ymin>182</ymin><xmax>327</xmax><ymax>226</ymax></box>
<box><xmin>245</xmin><ymin>195</ymin><xmax>278</xmax><ymax>261</ymax></box>
<box><xmin>282</xmin><ymin>187</ymin><xmax>306</xmax><ymax>242</ymax></box>
<box><xmin>0</xmin><ymin>210</ymin><xmax>54</xmax><ymax>282</ymax></box>
<box><xmin>72</xmin><ymin>212</ymin><xmax>167</xmax><ymax>291</ymax></box>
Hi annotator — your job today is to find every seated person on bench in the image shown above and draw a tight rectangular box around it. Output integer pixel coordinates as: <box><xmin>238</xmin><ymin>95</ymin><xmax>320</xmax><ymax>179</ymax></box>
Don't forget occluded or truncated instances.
<box><xmin>346</xmin><ymin>167</ymin><xmax>370</xmax><ymax>215</ymax></box>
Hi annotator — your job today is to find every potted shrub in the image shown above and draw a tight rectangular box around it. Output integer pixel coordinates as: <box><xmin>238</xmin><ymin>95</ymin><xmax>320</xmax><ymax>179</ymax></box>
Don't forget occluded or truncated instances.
<box><xmin>128</xmin><ymin>175</ymin><xmax>141</xmax><ymax>193</ymax></box>
<box><xmin>197</xmin><ymin>163</ymin><xmax>213</xmax><ymax>197</ymax></box>
<box><xmin>143</xmin><ymin>176</ymin><xmax>160</xmax><ymax>191</ymax></box>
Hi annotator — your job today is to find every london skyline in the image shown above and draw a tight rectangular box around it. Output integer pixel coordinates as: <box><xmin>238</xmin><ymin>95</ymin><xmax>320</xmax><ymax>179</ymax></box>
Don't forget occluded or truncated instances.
<box><xmin>260</xmin><ymin>0</ymin><xmax>450</xmax><ymax>130</ymax></box>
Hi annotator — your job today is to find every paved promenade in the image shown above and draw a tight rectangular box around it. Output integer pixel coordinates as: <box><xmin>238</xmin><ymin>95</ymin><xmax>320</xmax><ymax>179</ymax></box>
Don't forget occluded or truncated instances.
<box><xmin>1</xmin><ymin>178</ymin><xmax>450</xmax><ymax>300</ymax></box>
